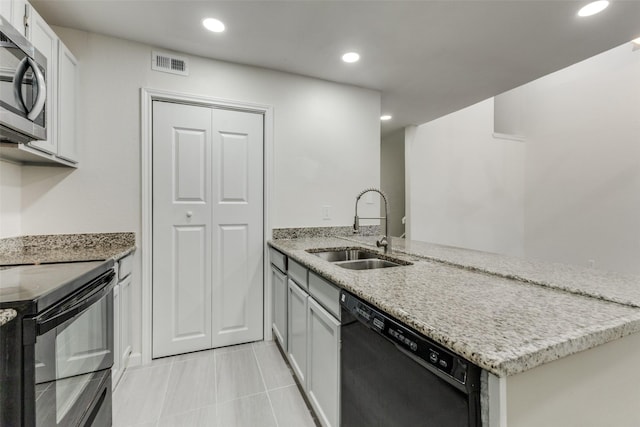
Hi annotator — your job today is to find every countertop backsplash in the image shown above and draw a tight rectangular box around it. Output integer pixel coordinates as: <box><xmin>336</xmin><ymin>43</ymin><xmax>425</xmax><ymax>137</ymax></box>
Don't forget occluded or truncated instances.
<box><xmin>272</xmin><ymin>225</ymin><xmax>381</xmax><ymax>239</ymax></box>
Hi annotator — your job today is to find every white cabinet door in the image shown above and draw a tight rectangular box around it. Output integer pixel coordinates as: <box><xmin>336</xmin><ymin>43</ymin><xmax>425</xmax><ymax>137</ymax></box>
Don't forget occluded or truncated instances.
<box><xmin>25</xmin><ymin>4</ymin><xmax>57</xmax><ymax>155</ymax></box>
<box><xmin>0</xmin><ymin>1</ymin><xmax>12</xmax><ymax>24</ymax></box>
<box><xmin>56</xmin><ymin>40</ymin><xmax>78</xmax><ymax>162</ymax></box>
<box><xmin>287</xmin><ymin>279</ymin><xmax>308</xmax><ymax>388</ymax></box>
<box><xmin>271</xmin><ymin>265</ymin><xmax>287</xmax><ymax>349</ymax></box>
<box><xmin>120</xmin><ymin>274</ymin><xmax>132</xmax><ymax>368</ymax></box>
<box><xmin>307</xmin><ymin>297</ymin><xmax>341</xmax><ymax>427</ymax></box>
<box><xmin>1</xmin><ymin>0</ymin><xmax>27</xmax><ymax>36</ymax></box>
<box><xmin>112</xmin><ymin>282</ymin><xmax>122</xmax><ymax>386</ymax></box>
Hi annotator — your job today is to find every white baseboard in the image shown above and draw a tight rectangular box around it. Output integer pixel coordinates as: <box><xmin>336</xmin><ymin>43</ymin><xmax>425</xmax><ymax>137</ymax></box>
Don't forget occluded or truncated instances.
<box><xmin>127</xmin><ymin>352</ymin><xmax>142</xmax><ymax>368</ymax></box>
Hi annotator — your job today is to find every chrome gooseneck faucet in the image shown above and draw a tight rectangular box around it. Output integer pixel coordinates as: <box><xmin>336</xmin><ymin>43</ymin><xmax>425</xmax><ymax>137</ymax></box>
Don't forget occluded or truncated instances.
<box><xmin>353</xmin><ymin>188</ymin><xmax>391</xmax><ymax>254</ymax></box>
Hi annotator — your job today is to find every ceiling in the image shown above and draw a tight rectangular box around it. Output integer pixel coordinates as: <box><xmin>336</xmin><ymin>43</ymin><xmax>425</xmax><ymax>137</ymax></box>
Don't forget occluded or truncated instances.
<box><xmin>30</xmin><ymin>0</ymin><xmax>640</xmax><ymax>137</ymax></box>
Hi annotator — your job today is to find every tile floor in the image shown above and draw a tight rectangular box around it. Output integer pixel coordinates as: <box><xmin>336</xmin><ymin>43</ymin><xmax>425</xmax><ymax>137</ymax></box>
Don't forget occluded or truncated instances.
<box><xmin>112</xmin><ymin>341</ymin><xmax>317</xmax><ymax>427</ymax></box>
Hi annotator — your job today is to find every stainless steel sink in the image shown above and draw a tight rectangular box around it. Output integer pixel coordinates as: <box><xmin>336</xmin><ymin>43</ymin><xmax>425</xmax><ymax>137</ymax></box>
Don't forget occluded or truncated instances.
<box><xmin>307</xmin><ymin>247</ymin><xmax>411</xmax><ymax>270</ymax></box>
<box><xmin>312</xmin><ymin>249</ymin><xmax>380</xmax><ymax>262</ymax></box>
<box><xmin>334</xmin><ymin>259</ymin><xmax>401</xmax><ymax>270</ymax></box>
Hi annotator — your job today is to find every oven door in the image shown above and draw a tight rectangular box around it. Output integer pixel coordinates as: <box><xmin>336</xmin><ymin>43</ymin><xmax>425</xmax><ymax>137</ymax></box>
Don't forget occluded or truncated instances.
<box><xmin>31</xmin><ymin>271</ymin><xmax>115</xmax><ymax>426</ymax></box>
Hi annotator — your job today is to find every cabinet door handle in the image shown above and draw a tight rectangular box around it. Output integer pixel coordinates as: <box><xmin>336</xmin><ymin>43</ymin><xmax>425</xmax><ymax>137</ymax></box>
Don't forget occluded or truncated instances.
<box><xmin>186</xmin><ymin>211</ymin><xmax>193</xmax><ymax>218</ymax></box>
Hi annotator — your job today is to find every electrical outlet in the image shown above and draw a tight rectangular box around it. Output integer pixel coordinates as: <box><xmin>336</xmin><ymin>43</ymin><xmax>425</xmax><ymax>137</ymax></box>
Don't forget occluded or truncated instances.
<box><xmin>322</xmin><ymin>205</ymin><xmax>331</xmax><ymax>220</ymax></box>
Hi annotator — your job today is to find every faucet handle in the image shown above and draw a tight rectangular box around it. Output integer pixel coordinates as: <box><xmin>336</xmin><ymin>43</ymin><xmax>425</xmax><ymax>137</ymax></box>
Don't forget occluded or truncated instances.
<box><xmin>376</xmin><ymin>236</ymin><xmax>391</xmax><ymax>254</ymax></box>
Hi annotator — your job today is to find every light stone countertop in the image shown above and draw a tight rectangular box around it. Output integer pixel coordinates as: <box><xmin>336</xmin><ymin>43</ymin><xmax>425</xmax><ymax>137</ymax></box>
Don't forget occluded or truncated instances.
<box><xmin>377</xmin><ymin>237</ymin><xmax>640</xmax><ymax>308</ymax></box>
<box><xmin>0</xmin><ymin>309</ymin><xmax>17</xmax><ymax>326</ymax></box>
<box><xmin>0</xmin><ymin>233</ymin><xmax>135</xmax><ymax>265</ymax></box>
<box><xmin>269</xmin><ymin>236</ymin><xmax>640</xmax><ymax>377</ymax></box>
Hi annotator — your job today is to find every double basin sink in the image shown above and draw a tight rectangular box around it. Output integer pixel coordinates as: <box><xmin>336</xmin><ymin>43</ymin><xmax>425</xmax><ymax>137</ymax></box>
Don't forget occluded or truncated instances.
<box><xmin>307</xmin><ymin>247</ymin><xmax>412</xmax><ymax>270</ymax></box>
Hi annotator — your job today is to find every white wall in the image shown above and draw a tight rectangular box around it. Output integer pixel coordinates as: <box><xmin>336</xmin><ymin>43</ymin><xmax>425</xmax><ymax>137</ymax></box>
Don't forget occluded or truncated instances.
<box><xmin>20</xmin><ymin>28</ymin><xmax>381</xmax><ymax>236</ymax></box>
<box><xmin>0</xmin><ymin>160</ymin><xmax>22</xmax><ymax>238</ymax></box>
<box><xmin>381</xmin><ymin>129</ymin><xmax>405</xmax><ymax>237</ymax></box>
<box><xmin>407</xmin><ymin>42</ymin><xmax>640</xmax><ymax>274</ymax></box>
<box><xmin>406</xmin><ymin>98</ymin><xmax>525</xmax><ymax>256</ymax></box>
<box><xmin>523</xmin><ymin>43</ymin><xmax>640</xmax><ymax>273</ymax></box>
<box><xmin>17</xmin><ymin>27</ymin><xmax>380</xmax><ymax>359</ymax></box>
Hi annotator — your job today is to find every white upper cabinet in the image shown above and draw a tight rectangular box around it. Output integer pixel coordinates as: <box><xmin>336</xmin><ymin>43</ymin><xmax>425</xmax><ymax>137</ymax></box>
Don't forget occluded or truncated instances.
<box><xmin>25</xmin><ymin>4</ymin><xmax>58</xmax><ymax>156</ymax></box>
<box><xmin>0</xmin><ymin>1</ymin><xmax>79</xmax><ymax>166</ymax></box>
<box><xmin>0</xmin><ymin>0</ymin><xmax>27</xmax><ymax>36</ymax></box>
<box><xmin>56</xmin><ymin>41</ymin><xmax>78</xmax><ymax>162</ymax></box>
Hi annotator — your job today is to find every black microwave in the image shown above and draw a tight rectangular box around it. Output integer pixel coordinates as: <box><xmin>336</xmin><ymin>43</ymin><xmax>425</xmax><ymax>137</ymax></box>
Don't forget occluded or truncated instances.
<box><xmin>0</xmin><ymin>15</ymin><xmax>47</xmax><ymax>144</ymax></box>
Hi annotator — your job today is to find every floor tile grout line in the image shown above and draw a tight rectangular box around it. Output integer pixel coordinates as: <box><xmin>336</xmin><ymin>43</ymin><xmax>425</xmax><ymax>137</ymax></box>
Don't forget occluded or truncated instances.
<box><xmin>216</xmin><ymin>389</ymin><xmax>273</xmax><ymax>406</ymax></box>
<box><xmin>155</xmin><ymin>356</ymin><xmax>176</xmax><ymax>424</ymax></box>
<box><xmin>267</xmin><ymin>383</ymin><xmax>299</xmax><ymax>393</ymax></box>
<box><xmin>156</xmin><ymin>352</ymin><xmax>219</xmax><ymax>422</ymax></box>
<box><xmin>253</xmin><ymin>341</ymin><xmax>296</xmax><ymax>392</ymax></box>
<box><xmin>252</xmin><ymin>342</ymin><xmax>281</xmax><ymax>427</ymax></box>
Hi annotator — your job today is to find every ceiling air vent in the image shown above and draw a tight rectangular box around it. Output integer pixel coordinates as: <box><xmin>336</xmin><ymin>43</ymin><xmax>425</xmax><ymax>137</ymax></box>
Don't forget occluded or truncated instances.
<box><xmin>151</xmin><ymin>51</ymin><xmax>189</xmax><ymax>76</ymax></box>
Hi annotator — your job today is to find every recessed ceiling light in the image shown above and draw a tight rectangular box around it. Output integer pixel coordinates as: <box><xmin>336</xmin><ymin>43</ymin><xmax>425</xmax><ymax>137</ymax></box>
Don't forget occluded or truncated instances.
<box><xmin>342</xmin><ymin>52</ymin><xmax>360</xmax><ymax>63</ymax></box>
<box><xmin>203</xmin><ymin>18</ymin><xmax>225</xmax><ymax>33</ymax></box>
<box><xmin>577</xmin><ymin>1</ymin><xmax>609</xmax><ymax>17</ymax></box>
<box><xmin>380</xmin><ymin>115</ymin><xmax>392</xmax><ymax>121</ymax></box>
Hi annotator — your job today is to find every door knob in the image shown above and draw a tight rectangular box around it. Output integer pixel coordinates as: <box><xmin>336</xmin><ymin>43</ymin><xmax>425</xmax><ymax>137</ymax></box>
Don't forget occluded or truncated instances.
<box><xmin>186</xmin><ymin>211</ymin><xmax>193</xmax><ymax>218</ymax></box>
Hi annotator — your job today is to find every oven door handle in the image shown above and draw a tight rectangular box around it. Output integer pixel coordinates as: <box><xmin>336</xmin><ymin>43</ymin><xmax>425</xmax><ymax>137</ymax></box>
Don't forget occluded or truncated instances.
<box><xmin>35</xmin><ymin>274</ymin><xmax>114</xmax><ymax>336</ymax></box>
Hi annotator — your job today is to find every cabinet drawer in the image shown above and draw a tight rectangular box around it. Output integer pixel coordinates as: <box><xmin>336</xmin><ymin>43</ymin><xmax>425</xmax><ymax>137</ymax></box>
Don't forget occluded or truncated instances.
<box><xmin>270</xmin><ymin>248</ymin><xmax>287</xmax><ymax>272</ymax></box>
<box><xmin>118</xmin><ymin>254</ymin><xmax>133</xmax><ymax>280</ymax></box>
<box><xmin>289</xmin><ymin>259</ymin><xmax>308</xmax><ymax>290</ymax></box>
<box><xmin>309</xmin><ymin>272</ymin><xmax>340</xmax><ymax>320</ymax></box>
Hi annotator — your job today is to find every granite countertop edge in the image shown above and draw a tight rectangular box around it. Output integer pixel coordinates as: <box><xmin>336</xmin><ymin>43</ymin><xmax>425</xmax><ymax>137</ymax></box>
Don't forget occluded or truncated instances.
<box><xmin>0</xmin><ymin>232</ymin><xmax>136</xmax><ymax>265</ymax></box>
<box><xmin>268</xmin><ymin>237</ymin><xmax>640</xmax><ymax>378</ymax></box>
<box><xmin>0</xmin><ymin>309</ymin><xmax>17</xmax><ymax>326</ymax></box>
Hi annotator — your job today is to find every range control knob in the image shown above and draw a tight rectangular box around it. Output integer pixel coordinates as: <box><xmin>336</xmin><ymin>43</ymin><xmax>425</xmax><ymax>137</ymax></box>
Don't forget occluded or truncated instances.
<box><xmin>429</xmin><ymin>350</ymin><xmax>438</xmax><ymax>364</ymax></box>
<box><xmin>409</xmin><ymin>342</ymin><xmax>418</xmax><ymax>351</ymax></box>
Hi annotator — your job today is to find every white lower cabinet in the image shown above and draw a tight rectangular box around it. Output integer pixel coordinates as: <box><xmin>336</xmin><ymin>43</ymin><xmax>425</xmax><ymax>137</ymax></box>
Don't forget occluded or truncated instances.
<box><xmin>271</xmin><ymin>246</ymin><xmax>342</xmax><ymax>427</ymax></box>
<box><xmin>112</xmin><ymin>254</ymin><xmax>133</xmax><ymax>388</ymax></box>
<box><xmin>112</xmin><ymin>281</ymin><xmax>121</xmax><ymax>383</ymax></box>
<box><xmin>119</xmin><ymin>274</ymin><xmax>132</xmax><ymax>368</ymax></box>
<box><xmin>307</xmin><ymin>297</ymin><xmax>341</xmax><ymax>427</ymax></box>
<box><xmin>287</xmin><ymin>279</ymin><xmax>308</xmax><ymax>388</ymax></box>
<box><xmin>271</xmin><ymin>264</ymin><xmax>287</xmax><ymax>349</ymax></box>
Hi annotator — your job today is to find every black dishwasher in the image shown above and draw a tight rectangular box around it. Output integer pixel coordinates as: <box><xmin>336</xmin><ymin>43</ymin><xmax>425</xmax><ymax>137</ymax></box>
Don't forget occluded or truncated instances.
<box><xmin>340</xmin><ymin>290</ymin><xmax>481</xmax><ymax>427</ymax></box>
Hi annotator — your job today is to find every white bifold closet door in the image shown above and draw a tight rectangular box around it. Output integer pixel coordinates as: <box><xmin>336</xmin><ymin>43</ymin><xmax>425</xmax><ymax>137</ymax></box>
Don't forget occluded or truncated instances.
<box><xmin>152</xmin><ymin>101</ymin><xmax>264</xmax><ymax>358</ymax></box>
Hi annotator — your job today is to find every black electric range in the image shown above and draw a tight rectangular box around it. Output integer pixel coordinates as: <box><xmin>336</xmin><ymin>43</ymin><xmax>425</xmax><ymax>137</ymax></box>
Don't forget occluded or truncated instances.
<box><xmin>0</xmin><ymin>259</ymin><xmax>115</xmax><ymax>426</ymax></box>
<box><xmin>0</xmin><ymin>260</ymin><xmax>114</xmax><ymax>312</ymax></box>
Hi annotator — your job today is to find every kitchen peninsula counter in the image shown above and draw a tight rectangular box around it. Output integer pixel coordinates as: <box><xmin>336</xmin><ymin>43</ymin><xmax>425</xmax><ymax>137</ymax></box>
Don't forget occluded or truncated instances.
<box><xmin>269</xmin><ymin>236</ymin><xmax>640</xmax><ymax>377</ymax></box>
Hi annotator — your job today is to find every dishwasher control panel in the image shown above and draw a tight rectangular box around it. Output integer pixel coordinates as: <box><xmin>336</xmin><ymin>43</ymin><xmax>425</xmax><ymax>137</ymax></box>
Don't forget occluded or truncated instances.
<box><xmin>341</xmin><ymin>290</ymin><xmax>474</xmax><ymax>387</ymax></box>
